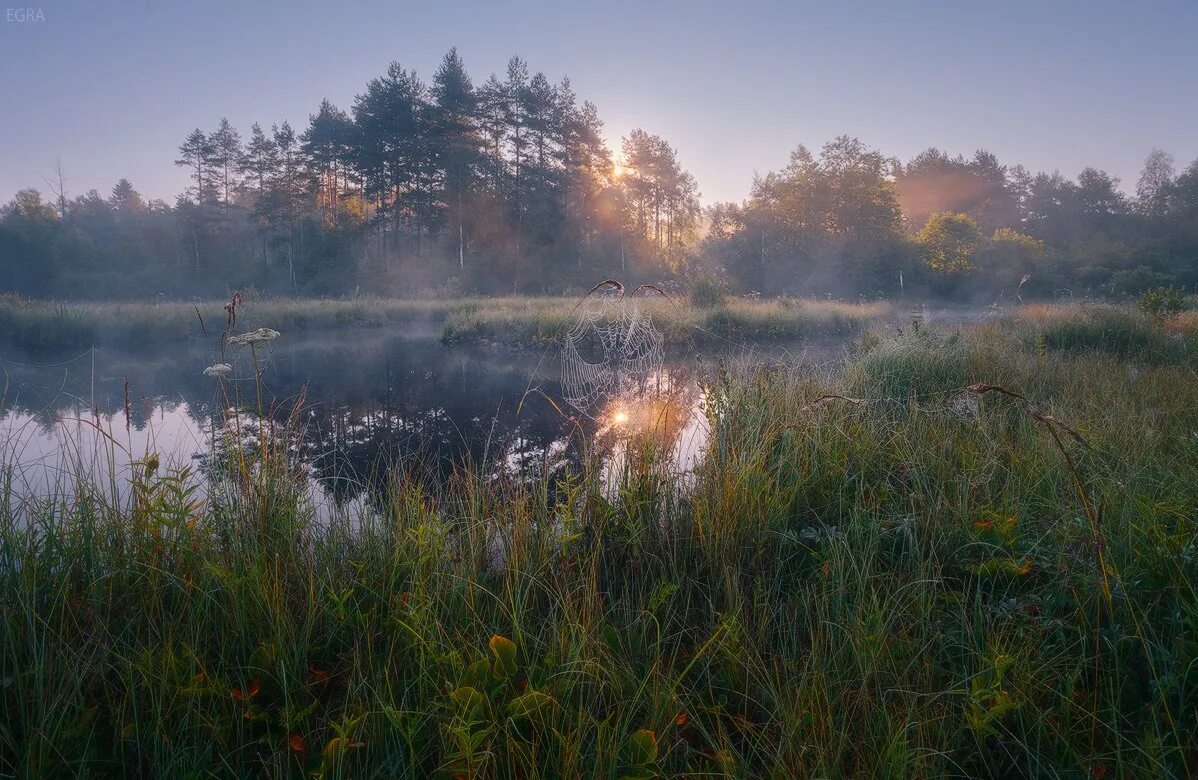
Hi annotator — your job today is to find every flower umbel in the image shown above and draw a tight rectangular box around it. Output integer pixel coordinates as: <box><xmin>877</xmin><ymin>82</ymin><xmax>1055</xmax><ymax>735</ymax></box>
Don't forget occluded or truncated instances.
<box><xmin>203</xmin><ymin>363</ymin><xmax>233</xmax><ymax>378</ymax></box>
<box><xmin>227</xmin><ymin>328</ymin><xmax>280</xmax><ymax>347</ymax></box>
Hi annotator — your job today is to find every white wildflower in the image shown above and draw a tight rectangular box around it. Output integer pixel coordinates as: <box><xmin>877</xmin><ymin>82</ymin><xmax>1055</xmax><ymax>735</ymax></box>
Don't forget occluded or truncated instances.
<box><xmin>203</xmin><ymin>363</ymin><xmax>233</xmax><ymax>378</ymax></box>
<box><xmin>227</xmin><ymin>328</ymin><xmax>280</xmax><ymax>347</ymax></box>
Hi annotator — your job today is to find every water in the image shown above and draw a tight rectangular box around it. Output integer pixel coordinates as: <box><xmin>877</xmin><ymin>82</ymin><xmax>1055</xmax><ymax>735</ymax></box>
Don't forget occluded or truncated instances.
<box><xmin>1</xmin><ymin>330</ymin><xmax>767</xmax><ymax>514</ymax></box>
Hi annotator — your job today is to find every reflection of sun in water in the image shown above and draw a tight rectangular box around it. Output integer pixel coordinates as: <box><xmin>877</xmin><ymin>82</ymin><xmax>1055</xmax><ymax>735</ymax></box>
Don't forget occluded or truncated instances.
<box><xmin>594</xmin><ymin>379</ymin><xmax>711</xmax><ymax>502</ymax></box>
<box><xmin>598</xmin><ymin>389</ymin><xmax>688</xmax><ymax>440</ymax></box>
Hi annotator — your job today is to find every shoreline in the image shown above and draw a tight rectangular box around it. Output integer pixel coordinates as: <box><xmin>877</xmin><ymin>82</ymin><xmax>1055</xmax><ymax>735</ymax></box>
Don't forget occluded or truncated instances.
<box><xmin>0</xmin><ymin>295</ymin><xmax>894</xmax><ymax>350</ymax></box>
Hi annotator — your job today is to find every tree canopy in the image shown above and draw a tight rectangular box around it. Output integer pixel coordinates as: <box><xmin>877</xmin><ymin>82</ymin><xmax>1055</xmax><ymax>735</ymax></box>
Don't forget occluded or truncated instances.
<box><xmin>2</xmin><ymin>48</ymin><xmax>1196</xmax><ymax>301</ymax></box>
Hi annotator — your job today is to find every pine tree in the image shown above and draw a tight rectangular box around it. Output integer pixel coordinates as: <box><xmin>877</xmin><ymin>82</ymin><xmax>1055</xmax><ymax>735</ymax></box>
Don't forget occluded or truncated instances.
<box><xmin>239</xmin><ymin>123</ymin><xmax>280</xmax><ymax>270</ymax></box>
<box><xmin>109</xmin><ymin>178</ymin><xmax>144</xmax><ymax>213</ymax></box>
<box><xmin>476</xmin><ymin>74</ymin><xmax>510</xmax><ymax>191</ymax></box>
<box><xmin>302</xmin><ymin>100</ymin><xmax>355</xmax><ymax>228</ymax></box>
<box><xmin>504</xmin><ymin>56</ymin><xmax>530</xmax><ymax>257</ymax></box>
<box><xmin>431</xmin><ymin>48</ymin><xmax>481</xmax><ymax>270</ymax></box>
<box><xmin>243</xmin><ymin>123</ymin><xmax>279</xmax><ymax>197</ymax></box>
<box><xmin>619</xmin><ymin>130</ymin><xmax>700</xmax><ymax>263</ymax></box>
<box><xmin>514</xmin><ymin>70</ymin><xmax>565</xmax><ymax>263</ymax></box>
<box><xmin>352</xmin><ymin>64</ymin><xmax>431</xmax><ymax>256</ymax></box>
<box><xmin>209</xmin><ymin>117</ymin><xmax>243</xmax><ymax>217</ymax></box>
<box><xmin>175</xmin><ymin>128</ymin><xmax>215</xmax><ymax>203</ymax></box>
<box><xmin>265</xmin><ymin>121</ymin><xmax>307</xmax><ymax>288</ymax></box>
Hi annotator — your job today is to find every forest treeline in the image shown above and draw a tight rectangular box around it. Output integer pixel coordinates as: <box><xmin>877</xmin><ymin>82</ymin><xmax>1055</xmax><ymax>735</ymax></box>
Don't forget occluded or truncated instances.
<box><xmin>1</xmin><ymin>48</ymin><xmax>1195</xmax><ymax>301</ymax></box>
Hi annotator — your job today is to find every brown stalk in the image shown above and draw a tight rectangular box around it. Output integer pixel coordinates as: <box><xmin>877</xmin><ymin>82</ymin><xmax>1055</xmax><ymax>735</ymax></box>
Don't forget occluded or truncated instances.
<box><xmin>123</xmin><ymin>377</ymin><xmax>131</xmax><ymax>436</ymax></box>
<box><xmin>965</xmin><ymin>383</ymin><xmax>1110</xmax><ymax>602</ymax></box>
<box><xmin>806</xmin><ymin>394</ymin><xmax>864</xmax><ymax>408</ymax></box>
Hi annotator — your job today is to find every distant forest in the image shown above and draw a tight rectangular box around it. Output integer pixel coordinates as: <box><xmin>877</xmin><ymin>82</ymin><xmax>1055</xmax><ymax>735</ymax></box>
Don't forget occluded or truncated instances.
<box><xmin>2</xmin><ymin>48</ymin><xmax>1196</xmax><ymax>301</ymax></box>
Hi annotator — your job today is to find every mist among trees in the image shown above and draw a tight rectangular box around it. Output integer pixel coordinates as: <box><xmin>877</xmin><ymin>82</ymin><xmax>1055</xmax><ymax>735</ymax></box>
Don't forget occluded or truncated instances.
<box><xmin>2</xmin><ymin>48</ymin><xmax>1196</xmax><ymax>301</ymax></box>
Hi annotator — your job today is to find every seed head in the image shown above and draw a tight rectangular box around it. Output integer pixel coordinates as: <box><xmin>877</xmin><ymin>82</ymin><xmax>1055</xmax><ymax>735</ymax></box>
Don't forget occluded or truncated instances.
<box><xmin>203</xmin><ymin>363</ymin><xmax>233</xmax><ymax>378</ymax></box>
<box><xmin>227</xmin><ymin>328</ymin><xmax>280</xmax><ymax>347</ymax></box>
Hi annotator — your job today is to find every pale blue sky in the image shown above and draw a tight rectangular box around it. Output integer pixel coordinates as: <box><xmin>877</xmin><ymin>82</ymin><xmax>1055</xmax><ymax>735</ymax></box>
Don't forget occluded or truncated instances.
<box><xmin>2</xmin><ymin>0</ymin><xmax>1196</xmax><ymax>205</ymax></box>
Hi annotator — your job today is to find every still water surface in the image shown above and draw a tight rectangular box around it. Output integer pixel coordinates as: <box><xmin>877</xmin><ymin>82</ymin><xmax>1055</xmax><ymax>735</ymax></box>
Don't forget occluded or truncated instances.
<box><xmin>2</xmin><ymin>331</ymin><xmax>814</xmax><ymax>515</ymax></box>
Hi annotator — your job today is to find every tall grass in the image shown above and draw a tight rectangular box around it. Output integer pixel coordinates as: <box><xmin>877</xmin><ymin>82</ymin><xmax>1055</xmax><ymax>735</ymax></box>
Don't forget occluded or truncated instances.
<box><xmin>0</xmin><ymin>295</ymin><xmax>891</xmax><ymax>351</ymax></box>
<box><xmin>0</xmin><ymin>297</ymin><xmax>452</xmax><ymax>349</ymax></box>
<box><xmin>1</xmin><ymin>318</ymin><xmax>1196</xmax><ymax>776</ymax></box>
<box><xmin>1006</xmin><ymin>302</ymin><xmax>1198</xmax><ymax>364</ymax></box>
<box><xmin>441</xmin><ymin>296</ymin><xmax>892</xmax><ymax>347</ymax></box>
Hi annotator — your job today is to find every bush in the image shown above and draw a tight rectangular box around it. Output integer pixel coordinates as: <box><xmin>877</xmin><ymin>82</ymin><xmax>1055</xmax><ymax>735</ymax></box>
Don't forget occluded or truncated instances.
<box><xmin>1137</xmin><ymin>285</ymin><xmax>1187</xmax><ymax>321</ymax></box>
<box><xmin>1111</xmin><ymin>266</ymin><xmax>1171</xmax><ymax>296</ymax></box>
<box><xmin>688</xmin><ymin>275</ymin><xmax>727</xmax><ymax>309</ymax></box>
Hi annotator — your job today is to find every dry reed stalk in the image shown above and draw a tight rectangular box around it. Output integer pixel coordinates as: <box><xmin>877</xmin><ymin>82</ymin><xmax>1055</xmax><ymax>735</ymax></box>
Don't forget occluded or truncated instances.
<box><xmin>805</xmin><ymin>394</ymin><xmax>864</xmax><ymax>408</ymax></box>
<box><xmin>123</xmin><ymin>377</ymin><xmax>131</xmax><ymax>436</ymax></box>
<box><xmin>965</xmin><ymin>381</ymin><xmax>1114</xmax><ymax>754</ymax></box>
<box><xmin>965</xmin><ymin>382</ymin><xmax>1109</xmax><ymax>599</ymax></box>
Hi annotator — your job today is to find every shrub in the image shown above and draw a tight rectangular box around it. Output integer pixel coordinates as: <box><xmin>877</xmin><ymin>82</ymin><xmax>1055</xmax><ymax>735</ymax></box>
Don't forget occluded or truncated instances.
<box><xmin>1137</xmin><ymin>285</ymin><xmax>1187</xmax><ymax>321</ymax></box>
<box><xmin>688</xmin><ymin>275</ymin><xmax>727</xmax><ymax>309</ymax></box>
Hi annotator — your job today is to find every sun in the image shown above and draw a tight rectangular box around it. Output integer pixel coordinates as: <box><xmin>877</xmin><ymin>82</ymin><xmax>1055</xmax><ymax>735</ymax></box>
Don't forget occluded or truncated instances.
<box><xmin>611</xmin><ymin>161</ymin><xmax>627</xmax><ymax>180</ymax></box>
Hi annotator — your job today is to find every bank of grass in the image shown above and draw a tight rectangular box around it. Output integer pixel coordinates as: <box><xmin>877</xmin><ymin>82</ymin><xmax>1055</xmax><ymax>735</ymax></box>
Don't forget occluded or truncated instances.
<box><xmin>0</xmin><ymin>295</ymin><xmax>893</xmax><ymax>351</ymax></box>
<box><xmin>1003</xmin><ymin>301</ymin><xmax>1198</xmax><ymax>364</ymax></box>
<box><xmin>441</xmin><ymin>296</ymin><xmax>892</xmax><ymax>346</ymax></box>
<box><xmin>0</xmin><ymin>295</ymin><xmax>452</xmax><ymax>349</ymax></box>
<box><xmin>3</xmin><ymin>318</ymin><xmax>1197</xmax><ymax>777</ymax></box>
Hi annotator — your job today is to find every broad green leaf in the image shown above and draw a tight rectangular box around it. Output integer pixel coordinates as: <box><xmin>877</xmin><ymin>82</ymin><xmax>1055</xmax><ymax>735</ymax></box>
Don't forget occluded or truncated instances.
<box><xmin>627</xmin><ymin>728</ymin><xmax>658</xmax><ymax>766</ymax></box>
<box><xmin>508</xmin><ymin>690</ymin><xmax>554</xmax><ymax>721</ymax></box>
<box><xmin>450</xmin><ymin>724</ymin><xmax>493</xmax><ymax>754</ymax></box>
<box><xmin>449</xmin><ymin>685</ymin><xmax>487</xmax><ymax>715</ymax></box>
<box><xmin>489</xmin><ymin>634</ymin><xmax>518</xmax><ymax>679</ymax></box>
<box><xmin>460</xmin><ymin>659</ymin><xmax>490</xmax><ymax>691</ymax></box>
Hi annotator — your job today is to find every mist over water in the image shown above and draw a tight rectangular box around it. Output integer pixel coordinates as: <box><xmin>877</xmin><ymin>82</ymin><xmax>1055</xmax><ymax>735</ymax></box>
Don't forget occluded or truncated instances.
<box><xmin>0</xmin><ymin>330</ymin><xmax>786</xmax><ymax>516</ymax></box>
<box><xmin>0</xmin><ymin>293</ymin><xmax>1007</xmax><ymax>519</ymax></box>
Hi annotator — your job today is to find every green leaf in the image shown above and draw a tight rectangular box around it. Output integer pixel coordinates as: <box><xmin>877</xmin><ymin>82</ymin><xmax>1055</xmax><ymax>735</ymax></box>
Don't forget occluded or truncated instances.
<box><xmin>627</xmin><ymin>729</ymin><xmax>658</xmax><ymax>766</ymax></box>
<box><xmin>460</xmin><ymin>659</ymin><xmax>490</xmax><ymax>691</ymax></box>
<box><xmin>489</xmin><ymin>634</ymin><xmax>518</xmax><ymax>679</ymax></box>
<box><xmin>248</xmin><ymin>642</ymin><xmax>276</xmax><ymax>670</ymax></box>
<box><xmin>450</xmin><ymin>728</ymin><xmax>491</xmax><ymax>757</ymax></box>
<box><xmin>508</xmin><ymin>690</ymin><xmax>554</xmax><ymax>721</ymax></box>
<box><xmin>449</xmin><ymin>686</ymin><xmax>487</xmax><ymax>716</ymax></box>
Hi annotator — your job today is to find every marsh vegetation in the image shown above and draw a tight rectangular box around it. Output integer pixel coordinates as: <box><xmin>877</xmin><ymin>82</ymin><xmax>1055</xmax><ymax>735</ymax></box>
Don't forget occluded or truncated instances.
<box><xmin>1</xmin><ymin>303</ymin><xmax>1196</xmax><ymax>777</ymax></box>
<box><xmin>0</xmin><ymin>294</ymin><xmax>891</xmax><ymax>350</ymax></box>
<box><xmin>6</xmin><ymin>7</ymin><xmax>1198</xmax><ymax>777</ymax></box>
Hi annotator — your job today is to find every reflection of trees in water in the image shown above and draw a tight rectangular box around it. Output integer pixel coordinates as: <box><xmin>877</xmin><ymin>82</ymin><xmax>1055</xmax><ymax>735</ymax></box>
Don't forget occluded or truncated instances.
<box><xmin>1</xmin><ymin>336</ymin><xmax>716</xmax><ymax>511</ymax></box>
<box><xmin>0</xmin><ymin>347</ymin><xmax>200</xmax><ymax>431</ymax></box>
<box><xmin>297</xmin><ymin>393</ymin><xmax>581</xmax><ymax>504</ymax></box>
<box><xmin>1</xmin><ymin>335</ymin><xmax>595</xmax><ymax>505</ymax></box>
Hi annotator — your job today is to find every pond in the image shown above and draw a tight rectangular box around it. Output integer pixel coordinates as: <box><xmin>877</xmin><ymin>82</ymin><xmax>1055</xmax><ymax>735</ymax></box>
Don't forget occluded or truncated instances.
<box><xmin>1</xmin><ymin>329</ymin><xmax>843</xmax><ymax>517</ymax></box>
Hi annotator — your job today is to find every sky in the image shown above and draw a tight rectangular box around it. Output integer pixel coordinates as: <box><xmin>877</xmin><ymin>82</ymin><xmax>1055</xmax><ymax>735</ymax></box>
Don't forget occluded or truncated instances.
<box><xmin>2</xmin><ymin>0</ymin><xmax>1196</xmax><ymax>206</ymax></box>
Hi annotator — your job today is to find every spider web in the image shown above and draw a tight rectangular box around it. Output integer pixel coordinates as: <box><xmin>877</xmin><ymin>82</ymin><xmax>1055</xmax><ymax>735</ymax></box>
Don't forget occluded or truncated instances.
<box><xmin>561</xmin><ymin>283</ymin><xmax>665</xmax><ymax>413</ymax></box>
